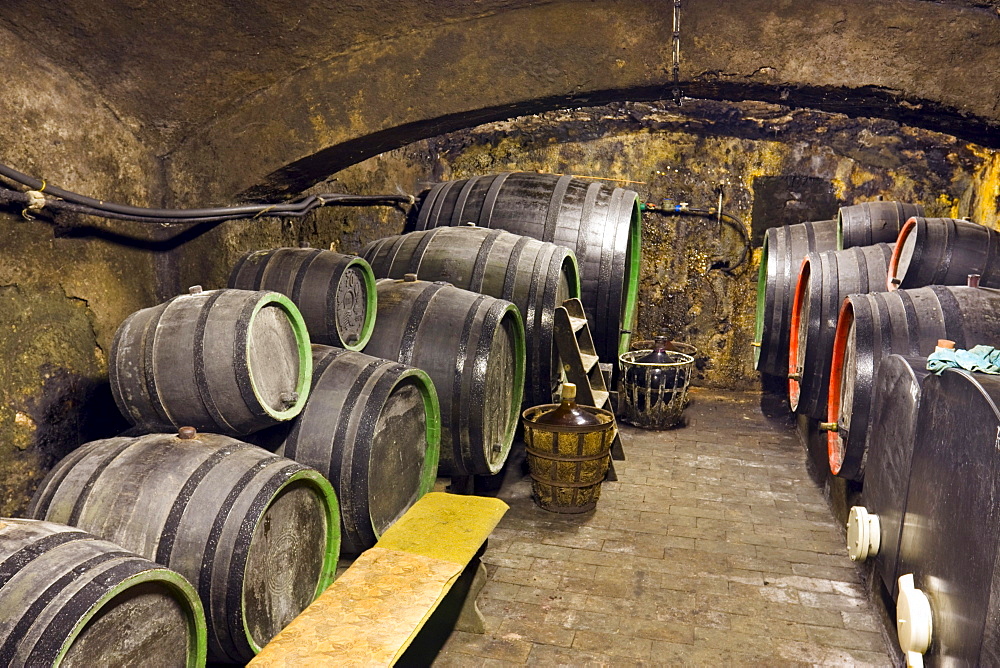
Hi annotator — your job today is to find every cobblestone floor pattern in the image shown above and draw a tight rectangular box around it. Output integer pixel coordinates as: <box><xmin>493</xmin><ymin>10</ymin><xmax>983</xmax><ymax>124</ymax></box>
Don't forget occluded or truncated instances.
<box><xmin>432</xmin><ymin>388</ymin><xmax>894</xmax><ymax>666</ymax></box>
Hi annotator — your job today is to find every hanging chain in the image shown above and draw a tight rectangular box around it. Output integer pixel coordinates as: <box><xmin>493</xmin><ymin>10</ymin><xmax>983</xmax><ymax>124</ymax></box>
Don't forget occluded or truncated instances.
<box><xmin>672</xmin><ymin>0</ymin><xmax>682</xmax><ymax>105</ymax></box>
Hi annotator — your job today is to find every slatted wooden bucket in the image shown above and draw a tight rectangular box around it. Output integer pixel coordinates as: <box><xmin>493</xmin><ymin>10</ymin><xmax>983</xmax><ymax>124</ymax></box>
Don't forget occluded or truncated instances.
<box><xmin>110</xmin><ymin>287</ymin><xmax>312</xmax><ymax>435</ymax></box>
<box><xmin>251</xmin><ymin>345</ymin><xmax>440</xmax><ymax>555</ymax></box>
<box><xmin>363</xmin><ymin>276</ymin><xmax>525</xmax><ymax>476</ymax></box>
<box><xmin>521</xmin><ymin>404</ymin><xmax>615</xmax><ymax>513</ymax></box>
<box><xmin>27</xmin><ymin>432</ymin><xmax>339</xmax><ymax>664</ymax></box>
<box><xmin>0</xmin><ymin>518</ymin><xmax>206</xmax><ymax>667</ymax></box>
<box><xmin>409</xmin><ymin>172</ymin><xmax>641</xmax><ymax>364</ymax></box>
<box><xmin>363</xmin><ymin>226</ymin><xmax>579</xmax><ymax>406</ymax></box>
<box><xmin>229</xmin><ymin>248</ymin><xmax>377</xmax><ymax>350</ymax></box>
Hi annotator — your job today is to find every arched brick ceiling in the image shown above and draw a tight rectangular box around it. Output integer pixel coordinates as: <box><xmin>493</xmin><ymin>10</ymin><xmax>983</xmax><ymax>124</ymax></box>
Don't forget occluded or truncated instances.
<box><xmin>1</xmin><ymin>0</ymin><xmax>998</xmax><ymax>203</ymax></box>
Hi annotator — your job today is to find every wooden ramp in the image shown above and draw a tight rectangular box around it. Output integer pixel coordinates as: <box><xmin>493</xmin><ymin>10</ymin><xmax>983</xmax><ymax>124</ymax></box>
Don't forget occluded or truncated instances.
<box><xmin>249</xmin><ymin>492</ymin><xmax>508</xmax><ymax>667</ymax></box>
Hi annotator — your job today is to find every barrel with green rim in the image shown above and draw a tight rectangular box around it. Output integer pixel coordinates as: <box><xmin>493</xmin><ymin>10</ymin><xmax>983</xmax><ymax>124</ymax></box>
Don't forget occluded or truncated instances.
<box><xmin>229</xmin><ymin>248</ymin><xmax>377</xmax><ymax>351</ymax></box>
<box><xmin>836</xmin><ymin>200</ymin><xmax>925</xmax><ymax>249</ymax></box>
<box><xmin>409</xmin><ymin>172</ymin><xmax>640</xmax><ymax>364</ymax></box>
<box><xmin>27</xmin><ymin>432</ymin><xmax>339</xmax><ymax>664</ymax></box>
<box><xmin>110</xmin><ymin>288</ymin><xmax>312</xmax><ymax>436</ymax></box>
<box><xmin>0</xmin><ymin>517</ymin><xmax>206</xmax><ymax>668</ymax></box>
<box><xmin>363</xmin><ymin>277</ymin><xmax>525</xmax><ymax>476</ymax></box>
<box><xmin>754</xmin><ymin>220</ymin><xmax>838</xmax><ymax>376</ymax></box>
<box><xmin>252</xmin><ymin>345</ymin><xmax>440</xmax><ymax>555</ymax></box>
<box><xmin>363</xmin><ymin>226</ymin><xmax>579</xmax><ymax>405</ymax></box>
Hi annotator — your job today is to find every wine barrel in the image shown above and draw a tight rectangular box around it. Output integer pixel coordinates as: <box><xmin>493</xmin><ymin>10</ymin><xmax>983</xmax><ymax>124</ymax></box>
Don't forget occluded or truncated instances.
<box><xmin>229</xmin><ymin>248</ymin><xmax>376</xmax><ymax>351</ymax></box>
<box><xmin>888</xmin><ymin>216</ymin><xmax>1000</xmax><ymax>290</ymax></box>
<box><xmin>896</xmin><ymin>369</ymin><xmax>1000</xmax><ymax>665</ymax></box>
<box><xmin>836</xmin><ymin>200</ymin><xmax>924</xmax><ymax>249</ymax></box>
<box><xmin>362</xmin><ymin>226</ymin><xmax>580</xmax><ymax>405</ymax></box>
<box><xmin>0</xmin><ymin>518</ymin><xmax>206</xmax><ymax>667</ymax></box>
<box><xmin>110</xmin><ymin>288</ymin><xmax>312</xmax><ymax>436</ymax></box>
<box><xmin>754</xmin><ymin>219</ymin><xmax>838</xmax><ymax>376</ymax></box>
<box><xmin>363</xmin><ymin>276</ymin><xmax>525</xmax><ymax>476</ymax></box>
<box><xmin>788</xmin><ymin>243</ymin><xmax>894</xmax><ymax>419</ymax></box>
<box><xmin>826</xmin><ymin>285</ymin><xmax>1000</xmax><ymax>480</ymax></box>
<box><xmin>27</xmin><ymin>432</ymin><xmax>339</xmax><ymax>664</ymax></box>
<box><xmin>251</xmin><ymin>345</ymin><xmax>441</xmax><ymax>555</ymax></box>
<box><xmin>855</xmin><ymin>355</ymin><xmax>929</xmax><ymax>598</ymax></box>
<box><xmin>409</xmin><ymin>172</ymin><xmax>641</xmax><ymax>363</ymax></box>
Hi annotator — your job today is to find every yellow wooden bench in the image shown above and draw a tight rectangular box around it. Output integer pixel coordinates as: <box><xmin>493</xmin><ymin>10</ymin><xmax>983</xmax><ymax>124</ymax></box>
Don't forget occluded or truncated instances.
<box><xmin>248</xmin><ymin>492</ymin><xmax>508</xmax><ymax>667</ymax></box>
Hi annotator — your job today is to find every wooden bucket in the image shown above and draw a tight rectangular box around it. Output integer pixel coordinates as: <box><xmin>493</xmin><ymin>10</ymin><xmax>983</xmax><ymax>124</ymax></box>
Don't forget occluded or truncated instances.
<box><xmin>521</xmin><ymin>404</ymin><xmax>615</xmax><ymax>513</ymax></box>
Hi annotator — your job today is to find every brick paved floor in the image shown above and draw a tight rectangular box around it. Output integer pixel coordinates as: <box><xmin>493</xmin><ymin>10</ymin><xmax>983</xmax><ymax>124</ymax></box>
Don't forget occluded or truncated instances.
<box><xmin>432</xmin><ymin>388</ymin><xmax>895</xmax><ymax>666</ymax></box>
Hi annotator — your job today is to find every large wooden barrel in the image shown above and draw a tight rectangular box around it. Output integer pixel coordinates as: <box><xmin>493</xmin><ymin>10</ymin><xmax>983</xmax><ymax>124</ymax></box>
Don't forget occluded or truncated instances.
<box><xmin>362</xmin><ymin>226</ymin><xmax>580</xmax><ymax>405</ymax></box>
<box><xmin>110</xmin><ymin>288</ymin><xmax>312</xmax><ymax>435</ymax></box>
<box><xmin>826</xmin><ymin>285</ymin><xmax>1000</xmax><ymax>480</ymax></box>
<box><xmin>229</xmin><ymin>248</ymin><xmax>377</xmax><ymax>351</ymax></box>
<box><xmin>855</xmin><ymin>354</ymin><xmax>930</xmax><ymax>598</ymax></box>
<box><xmin>251</xmin><ymin>345</ymin><xmax>440</xmax><ymax>555</ymax></box>
<box><xmin>888</xmin><ymin>216</ymin><xmax>1000</xmax><ymax>290</ymax></box>
<box><xmin>788</xmin><ymin>243</ymin><xmax>894</xmax><ymax>419</ymax></box>
<box><xmin>836</xmin><ymin>200</ymin><xmax>925</xmax><ymax>249</ymax></box>
<box><xmin>363</xmin><ymin>276</ymin><xmax>525</xmax><ymax>476</ymax></box>
<box><xmin>0</xmin><ymin>518</ymin><xmax>206</xmax><ymax>667</ymax></box>
<box><xmin>896</xmin><ymin>369</ymin><xmax>1000</xmax><ymax>665</ymax></box>
<box><xmin>409</xmin><ymin>172</ymin><xmax>641</xmax><ymax>363</ymax></box>
<box><xmin>27</xmin><ymin>432</ymin><xmax>339</xmax><ymax>664</ymax></box>
<box><xmin>754</xmin><ymin>219</ymin><xmax>838</xmax><ymax>376</ymax></box>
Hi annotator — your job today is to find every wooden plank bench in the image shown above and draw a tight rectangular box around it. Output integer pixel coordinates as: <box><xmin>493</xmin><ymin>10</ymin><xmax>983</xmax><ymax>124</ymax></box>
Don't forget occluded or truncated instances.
<box><xmin>248</xmin><ymin>492</ymin><xmax>508</xmax><ymax>667</ymax></box>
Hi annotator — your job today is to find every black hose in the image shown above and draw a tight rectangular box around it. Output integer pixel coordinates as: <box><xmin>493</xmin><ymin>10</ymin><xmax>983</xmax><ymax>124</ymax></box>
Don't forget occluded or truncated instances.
<box><xmin>0</xmin><ymin>162</ymin><xmax>412</xmax><ymax>223</ymax></box>
<box><xmin>642</xmin><ymin>202</ymin><xmax>752</xmax><ymax>272</ymax></box>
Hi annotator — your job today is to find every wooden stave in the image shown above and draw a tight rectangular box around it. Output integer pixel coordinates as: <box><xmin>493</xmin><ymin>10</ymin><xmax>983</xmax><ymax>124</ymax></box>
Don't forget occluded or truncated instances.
<box><xmin>26</xmin><ymin>433</ymin><xmax>339</xmax><ymax>664</ymax></box>
<box><xmin>229</xmin><ymin>248</ymin><xmax>377</xmax><ymax>351</ymax></box>
<box><xmin>363</xmin><ymin>278</ymin><xmax>525</xmax><ymax>476</ymax></box>
<box><xmin>0</xmin><ymin>517</ymin><xmax>207</xmax><ymax>668</ymax></box>
<box><xmin>410</xmin><ymin>172</ymin><xmax>640</xmax><ymax>364</ymax></box>
<box><xmin>110</xmin><ymin>289</ymin><xmax>312</xmax><ymax>436</ymax></box>
<box><xmin>362</xmin><ymin>226</ymin><xmax>579</xmax><ymax>405</ymax></box>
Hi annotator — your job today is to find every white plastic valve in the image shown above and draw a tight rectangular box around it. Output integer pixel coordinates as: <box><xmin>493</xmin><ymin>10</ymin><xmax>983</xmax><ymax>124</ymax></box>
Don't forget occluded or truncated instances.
<box><xmin>896</xmin><ymin>573</ymin><xmax>932</xmax><ymax>667</ymax></box>
<box><xmin>846</xmin><ymin>506</ymin><xmax>881</xmax><ymax>562</ymax></box>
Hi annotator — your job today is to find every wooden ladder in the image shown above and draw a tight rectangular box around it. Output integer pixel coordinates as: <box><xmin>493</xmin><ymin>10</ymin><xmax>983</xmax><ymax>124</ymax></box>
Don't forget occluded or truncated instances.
<box><xmin>553</xmin><ymin>298</ymin><xmax>625</xmax><ymax>478</ymax></box>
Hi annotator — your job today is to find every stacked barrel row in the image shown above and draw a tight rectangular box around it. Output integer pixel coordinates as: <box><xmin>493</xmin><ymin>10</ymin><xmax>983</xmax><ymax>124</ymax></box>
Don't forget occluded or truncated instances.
<box><xmin>756</xmin><ymin>199</ymin><xmax>1000</xmax><ymax>664</ymax></box>
<box><xmin>2</xmin><ymin>171</ymin><xmax>641</xmax><ymax>666</ymax></box>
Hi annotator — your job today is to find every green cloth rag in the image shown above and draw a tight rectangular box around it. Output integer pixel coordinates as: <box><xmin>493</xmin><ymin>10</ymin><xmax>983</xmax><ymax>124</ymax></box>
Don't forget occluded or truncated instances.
<box><xmin>927</xmin><ymin>344</ymin><xmax>1000</xmax><ymax>375</ymax></box>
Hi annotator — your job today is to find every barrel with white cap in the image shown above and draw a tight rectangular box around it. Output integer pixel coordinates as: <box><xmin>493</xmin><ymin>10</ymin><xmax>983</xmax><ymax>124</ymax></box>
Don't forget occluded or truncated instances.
<box><xmin>845</xmin><ymin>355</ymin><xmax>930</xmax><ymax>598</ymax></box>
<box><xmin>895</xmin><ymin>368</ymin><xmax>1000</xmax><ymax>665</ymax></box>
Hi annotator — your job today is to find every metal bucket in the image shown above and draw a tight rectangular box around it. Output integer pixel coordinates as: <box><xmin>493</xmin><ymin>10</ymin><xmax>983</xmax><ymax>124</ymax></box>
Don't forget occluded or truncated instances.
<box><xmin>521</xmin><ymin>405</ymin><xmax>616</xmax><ymax>513</ymax></box>
<box><xmin>619</xmin><ymin>350</ymin><xmax>695</xmax><ymax>429</ymax></box>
